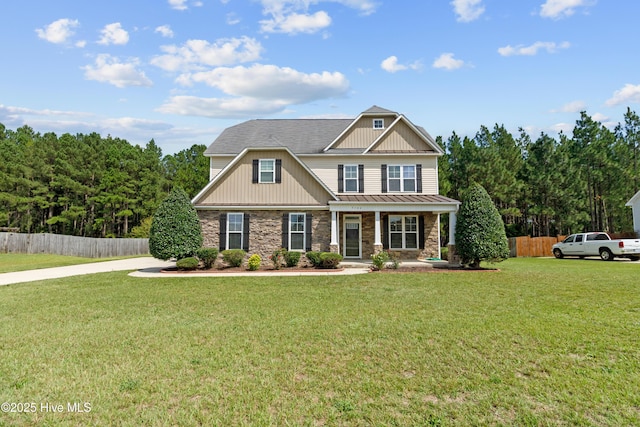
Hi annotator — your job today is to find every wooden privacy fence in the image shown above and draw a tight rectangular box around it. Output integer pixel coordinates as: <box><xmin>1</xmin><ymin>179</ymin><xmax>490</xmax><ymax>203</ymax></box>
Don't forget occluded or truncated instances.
<box><xmin>0</xmin><ymin>233</ymin><xmax>149</xmax><ymax>258</ymax></box>
<box><xmin>508</xmin><ymin>236</ymin><xmax>564</xmax><ymax>257</ymax></box>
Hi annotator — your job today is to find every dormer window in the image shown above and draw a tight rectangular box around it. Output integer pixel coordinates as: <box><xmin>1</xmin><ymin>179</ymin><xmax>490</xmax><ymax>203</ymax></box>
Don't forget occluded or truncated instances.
<box><xmin>373</xmin><ymin>119</ymin><xmax>384</xmax><ymax>129</ymax></box>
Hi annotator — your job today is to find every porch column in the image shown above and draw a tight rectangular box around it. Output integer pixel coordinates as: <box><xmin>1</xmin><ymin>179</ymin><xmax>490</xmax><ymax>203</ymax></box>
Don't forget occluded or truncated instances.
<box><xmin>448</xmin><ymin>211</ymin><xmax>456</xmax><ymax>245</ymax></box>
<box><xmin>330</xmin><ymin>211</ymin><xmax>339</xmax><ymax>253</ymax></box>
<box><xmin>374</xmin><ymin>211</ymin><xmax>383</xmax><ymax>253</ymax></box>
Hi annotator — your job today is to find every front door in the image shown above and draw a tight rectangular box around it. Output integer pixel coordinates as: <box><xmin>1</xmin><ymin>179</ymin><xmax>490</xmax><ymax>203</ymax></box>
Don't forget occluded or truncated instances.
<box><xmin>344</xmin><ymin>215</ymin><xmax>361</xmax><ymax>258</ymax></box>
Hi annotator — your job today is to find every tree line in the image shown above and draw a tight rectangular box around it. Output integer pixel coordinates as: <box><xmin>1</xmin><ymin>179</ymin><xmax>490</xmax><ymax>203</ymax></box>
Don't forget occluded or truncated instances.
<box><xmin>438</xmin><ymin>108</ymin><xmax>640</xmax><ymax>237</ymax></box>
<box><xmin>0</xmin><ymin>124</ymin><xmax>208</xmax><ymax>237</ymax></box>
<box><xmin>1</xmin><ymin>107</ymin><xmax>639</xmax><ymax>239</ymax></box>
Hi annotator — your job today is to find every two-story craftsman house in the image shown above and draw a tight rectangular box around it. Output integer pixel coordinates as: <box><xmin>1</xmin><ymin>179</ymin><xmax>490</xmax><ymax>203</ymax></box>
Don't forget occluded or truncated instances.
<box><xmin>192</xmin><ymin>106</ymin><xmax>460</xmax><ymax>261</ymax></box>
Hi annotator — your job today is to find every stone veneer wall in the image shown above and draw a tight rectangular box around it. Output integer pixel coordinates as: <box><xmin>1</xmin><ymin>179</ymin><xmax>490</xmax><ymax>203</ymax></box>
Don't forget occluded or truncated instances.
<box><xmin>198</xmin><ymin>210</ymin><xmax>331</xmax><ymax>261</ymax></box>
<box><xmin>340</xmin><ymin>212</ymin><xmax>440</xmax><ymax>260</ymax></box>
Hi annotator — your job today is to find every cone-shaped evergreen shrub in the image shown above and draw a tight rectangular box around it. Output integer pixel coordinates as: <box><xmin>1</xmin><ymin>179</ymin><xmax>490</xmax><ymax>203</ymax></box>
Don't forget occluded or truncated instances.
<box><xmin>149</xmin><ymin>187</ymin><xmax>203</xmax><ymax>260</ymax></box>
<box><xmin>455</xmin><ymin>183</ymin><xmax>509</xmax><ymax>268</ymax></box>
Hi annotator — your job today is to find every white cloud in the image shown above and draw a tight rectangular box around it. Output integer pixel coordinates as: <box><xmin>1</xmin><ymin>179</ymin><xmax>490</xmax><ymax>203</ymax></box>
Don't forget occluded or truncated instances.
<box><xmin>83</xmin><ymin>54</ymin><xmax>153</xmax><ymax>88</ymax></box>
<box><xmin>498</xmin><ymin>41</ymin><xmax>570</xmax><ymax>56</ymax></box>
<box><xmin>590</xmin><ymin>112</ymin><xmax>609</xmax><ymax>123</ymax></box>
<box><xmin>35</xmin><ymin>18</ymin><xmax>79</xmax><ymax>44</ymax></box>
<box><xmin>380</xmin><ymin>56</ymin><xmax>422</xmax><ymax>73</ymax></box>
<box><xmin>258</xmin><ymin>0</ymin><xmax>378</xmax><ymax>35</ymax></box>
<box><xmin>451</xmin><ymin>0</ymin><xmax>485</xmax><ymax>23</ymax></box>
<box><xmin>178</xmin><ymin>64</ymin><xmax>349</xmax><ymax>102</ymax></box>
<box><xmin>552</xmin><ymin>100</ymin><xmax>586</xmax><ymax>113</ymax></box>
<box><xmin>551</xmin><ymin>122</ymin><xmax>573</xmax><ymax>134</ymax></box>
<box><xmin>155</xmin><ymin>25</ymin><xmax>174</xmax><ymax>38</ymax></box>
<box><xmin>159</xmin><ymin>64</ymin><xmax>350</xmax><ymax>118</ymax></box>
<box><xmin>169</xmin><ymin>0</ymin><xmax>188</xmax><ymax>10</ymax></box>
<box><xmin>605</xmin><ymin>84</ymin><xmax>640</xmax><ymax>107</ymax></box>
<box><xmin>226</xmin><ymin>13</ymin><xmax>241</xmax><ymax>25</ymax></box>
<box><xmin>432</xmin><ymin>53</ymin><xmax>465</xmax><ymax>71</ymax></box>
<box><xmin>158</xmin><ymin>96</ymin><xmax>291</xmax><ymax>118</ymax></box>
<box><xmin>98</xmin><ymin>23</ymin><xmax>129</xmax><ymax>45</ymax></box>
<box><xmin>151</xmin><ymin>37</ymin><xmax>263</xmax><ymax>72</ymax></box>
<box><xmin>540</xmin><ymin>0</ymin><xmax>592</xmax><ymax>19</ymax></box>
<box><xmin>260</xmin><ymin>11</ymin><xmax>332</xmax><ymax>34</ymax></box>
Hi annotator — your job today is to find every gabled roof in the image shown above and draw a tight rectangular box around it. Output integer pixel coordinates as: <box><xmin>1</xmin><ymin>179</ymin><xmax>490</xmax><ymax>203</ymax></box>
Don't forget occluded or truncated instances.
<box><xmin>192</xmin><ymin>146</ymin><xmax>339</xmax><ymax>206</ymax></box>
<box><xmin>204</xmin><ymin>106</ymin><xmax>439</xmax><ymax>156</ymax></box>
<box><xmin>626</xmin><ymin>190</ymin><xmax>640</xmax><ymax>206</ymax></box>
<box><xmin>204</xmin><ymin>119</ymin><xmax>352</xmax><ymax>155</ymax></box>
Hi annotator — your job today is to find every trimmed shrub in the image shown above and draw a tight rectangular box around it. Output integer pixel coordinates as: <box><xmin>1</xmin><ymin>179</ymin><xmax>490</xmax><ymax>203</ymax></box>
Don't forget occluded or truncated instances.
<box><xmin>305</xmin><ymin>251</ymin><xmax>322</xmax><ymax>267</ymax></box>
<box><xmin>196</xmin><ymin>247</ymin><xmax>219</xmax><ymax>269</ymax></box>
<box><xmin>371</xmin><ymin>251</ymin><xmax>389</xmax><ymax>271</ymax></box>
<box><xmin>221</xmin><ymin>249</ymin><xmax>246</xmax><ymax>267</ymax></box>
<box><xmin>440</xmin><ymin>246</ymin><xmax>449</xmax><ymax>260</ymax></box>
<box><xmin>149</xmin><ymin>187</ymin><xmax>203</xmax><ymax>260</ymax></box>
<box><xmin>270</xmin><ymin>248</ymin><xmax>286</xmax><ymax>270</ymax></box>
<box><xmin>388</xmin><ymin>251</ymin><xmax>400</xmax><ymax>269</ymax></box>
<box><xmin>455</xmin><ymin>183</ymin><xmax>509</xmax><ymax>268</ymax></box>
<box><xmin>284</xmin><ymin>251</ymin><xmax>301</xmax><ymax>267</ymax></box>
<box><xmin>319</xmin><ymin>252</ymin><xmax>343</xmax><ymax>269</ymax></box>
<box><xmin>248</xmin><ymin>254</ymin><xmax>261</xmax><ymax>271</ymax></box>
<box><xmin>176</xmin><ymin>257</ymin><xmax>199</xmax><ymax>271</ymax></box>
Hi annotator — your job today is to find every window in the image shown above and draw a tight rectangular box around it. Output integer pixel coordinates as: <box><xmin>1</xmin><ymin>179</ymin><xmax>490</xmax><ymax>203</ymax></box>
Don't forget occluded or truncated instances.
<box><xmin>373</xmin><ymin>119</ymin><xmax>384</xmax><ymax>129</ymax></box>
<box><xmin>227</xmin><ymin>213</ymin><xmax>244</xmax><ymax>249</ymax></box>
<box><xmin>563</xmin><ymin>235</ymin><xmax>575</xmax><ymax>243</ymax></box>
<box><xmin>344</xmin><ymin>165</ymin><xmax>358</xmax><ymax>192</ymax></box>
<box><xmin>259</xmin><ymin>159</ymin><xmax>275</xmax><ymax>183</ymax></box>
<box><xmin>389</xmin><ymin>215</ymin><xmax>418</xmax><ymax>249</ymax></box>
<box><xmin>289</xmin><ymin>213</ymin><xmax>305</xmax><ymax>251</ymax></box>
<box><xmin>388</xmin><ymin>165</ymin><xmax>416</xmax><ymax>192</ymax></box>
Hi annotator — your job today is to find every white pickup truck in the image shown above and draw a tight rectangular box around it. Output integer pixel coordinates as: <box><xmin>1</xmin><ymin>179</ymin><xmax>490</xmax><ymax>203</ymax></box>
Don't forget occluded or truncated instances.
<box><xmin>552</xmin><ymin>232</ymin><xmax>640</xmax><ymax>261</ymax></box>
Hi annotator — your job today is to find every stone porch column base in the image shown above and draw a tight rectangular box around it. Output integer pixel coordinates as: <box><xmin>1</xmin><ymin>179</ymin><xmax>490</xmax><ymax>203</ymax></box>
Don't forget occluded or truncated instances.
<box><xmin>373</xmin><ymin>243</ymin><xmax>383</xmax><ymax>254</ymax></box>
<box><xmin>447</xmin><ymin>244</ymin><xmax>461</xmax><ymax>266</ymax></box>
<box><xmin>329</xmin><ymin>244</ymin><xmax>340</xmax><ymax>253</ymax></box>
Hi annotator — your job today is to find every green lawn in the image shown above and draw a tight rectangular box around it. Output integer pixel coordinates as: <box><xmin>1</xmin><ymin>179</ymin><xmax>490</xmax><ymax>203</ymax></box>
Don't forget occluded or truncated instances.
<box><xmin>1</xmin><ymin>258</ymin><xmax>638</xmax><ymax>426</ymax></box>
<box><xmin>0</xmin><ymin>253</ymin><xmax>143</xmax><ymax>273</ymax></box>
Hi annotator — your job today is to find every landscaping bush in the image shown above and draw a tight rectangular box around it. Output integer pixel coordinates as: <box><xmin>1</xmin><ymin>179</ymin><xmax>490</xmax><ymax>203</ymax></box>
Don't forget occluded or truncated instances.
<box><xmin>319</xmin><ymin>252</ymin><xmax>343</xmax><ymax>269</ymax></box>
<box><xmin>455</xmin><ymin>183</ymin><xmax>509</xmax><ymax>268</ymax></box>
<box><xmin>247</xmin><ymin>254</ymin><xmax>261</xmax><ymax>271</ymax></box>
<box><xmin>284</xmin><ymin>251</ymin><xmax>301</xmax><ymax>267</ymax></box>
<box><xmin>149</xmin><ymin>187</ymin><xmax>203</xmax><ymax>260</ymax></box>
<box><xmin>305</xmin><ymin>251</ymin><xmax>322</xmax><ymax>267</ymax></box>
<box><xmin>270</xmin><ymin>248</ymin><xmax>286</xmax><ymax>270</ymax></box>
<box><xmin>388</xmin><ymin>251</ymin><xmax>400</xmax><ymax>269</ymax></box>
<box><xmin>196</xmin><ymin>247</ymin><xmax>219</xmax><ymax>269</ymax></box>
<box><xmin>176</xmin><ymin>257</ymin><xmax>199</xmax><ymax>271</ymax></box>
<box><xmin>221</xmin><ymin>249</ymin><xmax>246</xmax><ymax>267</ymax></box>
<box><xmin>440</xmin><ymin>246</ymin><xmax>449</xmax><ymax>260</ymax></box>
<box><xmin>371</xmin><ymin>251</ymin><xmax>389</xmax><ymax>271</ymax></box>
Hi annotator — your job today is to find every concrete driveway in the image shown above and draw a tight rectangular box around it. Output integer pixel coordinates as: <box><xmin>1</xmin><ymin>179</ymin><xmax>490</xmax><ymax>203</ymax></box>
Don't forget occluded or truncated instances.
<box><xmin>0</xmin><ymin>257</ymin><xmax>174</xmax><ymax>286</ymax></box>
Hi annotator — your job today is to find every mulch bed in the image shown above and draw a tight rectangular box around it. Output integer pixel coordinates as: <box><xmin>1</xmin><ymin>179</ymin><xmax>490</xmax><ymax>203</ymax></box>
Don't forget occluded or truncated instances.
<box><xmin>161</xmin><ymin>266</ymin><xmax>344</xmax><ymax>274</ymax></box>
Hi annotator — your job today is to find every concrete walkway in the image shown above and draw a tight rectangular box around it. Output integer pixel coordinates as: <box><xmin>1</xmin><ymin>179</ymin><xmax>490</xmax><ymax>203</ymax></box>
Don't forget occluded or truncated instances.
<box><xmin>0</xmin><ymin>258</ymin><xmax>444</xmax><ymax>286</ymax></box>
<box><xmin>0</xmin><ymin>257</ymin><xmax>174</xmax><ymax>286</ymax></box>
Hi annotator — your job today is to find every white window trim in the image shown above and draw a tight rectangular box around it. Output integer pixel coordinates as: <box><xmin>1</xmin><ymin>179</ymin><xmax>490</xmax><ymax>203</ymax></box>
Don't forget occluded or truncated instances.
<box><xmin>373</xmin><ymin>118</ymin><xmax>384</xmax><ymax>129</ymax></box>
<box><xmin>389</xmin><ymin>215</ymin><xmax>419</xmax><ymax>249</ymax></box>
<box><xmin>289</xmin><ymin>212</ymin><xmax>306</xmax><ymax>252</ymax></box>
<box><xmin>259</xmin><ymin>159</ymin><xmax>275</xmax><ymax>183</ymax></box>
<box><xmin>226</xmin><ymin>212</ymin><xmax>244</xmax><ymax>250</ymax></box>
<box><xmin>343</xmin><ymin>164</ymin><xmax>359</xmax><ymax>193</ymax></box>
<box><xmin>387</xmin><ymin>164</ymin><xmax>417</xmax><ymax>193</ymax></box>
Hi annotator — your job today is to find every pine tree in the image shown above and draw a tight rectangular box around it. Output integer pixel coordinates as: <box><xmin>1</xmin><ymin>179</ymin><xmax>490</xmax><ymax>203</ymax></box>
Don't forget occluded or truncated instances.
<box><xmin>149</xmin><ymin>187</ymin><xmax>203</xmax><ymax>260</ymax></box>
<box><xmin>455</xmin><ymin>183</ymin><xmax>510</xmax><ymax>268</ymax></box>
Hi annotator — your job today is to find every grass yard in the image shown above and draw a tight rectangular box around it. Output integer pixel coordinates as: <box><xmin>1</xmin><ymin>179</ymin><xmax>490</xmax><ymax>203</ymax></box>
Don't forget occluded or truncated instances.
<box><xmin>0</xmin><ymin>258</ymin><xmax>639</xmax><ymax>426</ymax></box>
<box><xmin>0</xmin><ymin>253</ymin><xmax>142</xmax><ymax>273</ymax></box>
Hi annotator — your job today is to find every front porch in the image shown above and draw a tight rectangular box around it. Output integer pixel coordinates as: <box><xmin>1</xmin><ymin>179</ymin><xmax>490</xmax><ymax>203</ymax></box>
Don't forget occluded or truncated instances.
<box><xmin>328</xmin><ymin>194</ymin><xmax>460</xmax><ymax>261</ymax></box>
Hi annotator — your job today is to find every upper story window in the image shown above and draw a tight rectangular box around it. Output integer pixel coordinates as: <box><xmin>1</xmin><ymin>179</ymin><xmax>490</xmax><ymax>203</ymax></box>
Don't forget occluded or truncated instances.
<box><xmin>388</xmin><ymin>165</ymin><xmax>416</xmax><ymax>192</ymax></box>
<box><xmin>259</xmin><ymin>159</ymin><xmax>275</xmax><ymax>183</ymax></box>
<box><xmin>373</xmin><ymin>119</ymin><xmax>384</xmax><ymax>129</ymax></box>
<box><xmin>344</xmin><ymin>165</ymin><xmax>359</xmax><ymax>192</ymax></box>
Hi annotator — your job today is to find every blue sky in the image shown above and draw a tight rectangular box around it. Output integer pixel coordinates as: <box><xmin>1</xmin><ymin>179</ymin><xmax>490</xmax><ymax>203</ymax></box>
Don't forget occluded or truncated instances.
<box><xmin>1</xmin><ymin>0</ymin><xmax>638</xmax><ymax>154</ymax></box>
